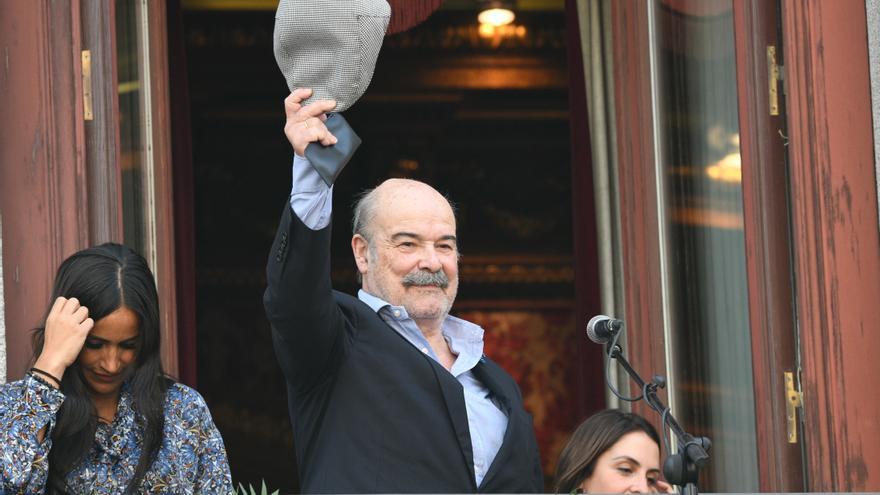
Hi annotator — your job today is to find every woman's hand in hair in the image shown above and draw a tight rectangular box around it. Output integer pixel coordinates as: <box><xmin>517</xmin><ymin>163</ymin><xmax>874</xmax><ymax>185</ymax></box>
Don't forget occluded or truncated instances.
<box><xmin>34</xmin><ymin>297</ymin><xmax>95</xmax><ymax>385</ymax></box>
<box><xmin>654</xmin><ymin>479</ymin><xmax>674</xmax><ymax>493</ymax></box>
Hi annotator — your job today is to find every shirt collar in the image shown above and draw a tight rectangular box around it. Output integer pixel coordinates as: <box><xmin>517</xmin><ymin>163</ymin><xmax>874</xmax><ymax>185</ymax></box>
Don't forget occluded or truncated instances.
<box><xmin>358</xmin><ymin>289</ymin><xmax>390</xmax><ymax>313</ymax></box>
<box><xmin>442</xmin><ymin>314</ymin><xmax>486</xmax><ymax>376</ymax></box>
<box><xmin>94</xmin><ymin>386</ymin><xmax>136</xmax><ymax>459</ymax></box>
<box><xmin>357</xmin><ymin>289</ymin><xmax>485</xmax><ymax>376</ymax></box>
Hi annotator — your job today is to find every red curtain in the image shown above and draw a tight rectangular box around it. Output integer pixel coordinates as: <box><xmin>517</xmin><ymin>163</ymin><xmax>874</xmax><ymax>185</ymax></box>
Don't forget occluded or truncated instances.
<box><xmin>564</xmin><ymin>0</ymin><xmax>607</xmax><ymax>418</ymax></box>
<box><xmin>167</xmin><ymin>0</ymin><xmax>198</xmax><ymax>387</ymax></box>
<box><xmin>386</xmin><ymin>0</ymin><xmax>445</xmax><ymax>35</ymax></box>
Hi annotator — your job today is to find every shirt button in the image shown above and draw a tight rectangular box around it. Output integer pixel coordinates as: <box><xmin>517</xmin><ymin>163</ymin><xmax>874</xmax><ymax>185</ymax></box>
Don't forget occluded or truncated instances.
<box><xmin>393</xmin><ymin>310</ymin><xmax>401</xmax><ymax>318</ymax></box>
<box><xmin>421</xmin><ymin>347</ymin><xmax>429</xmax><ymax>354</ymax></box>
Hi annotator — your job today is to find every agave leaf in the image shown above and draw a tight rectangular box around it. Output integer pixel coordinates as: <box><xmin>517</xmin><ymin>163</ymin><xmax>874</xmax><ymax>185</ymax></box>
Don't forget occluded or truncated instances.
<box><xmin>236</xmin><ymin>479</ymin><xmax>278</xmax><ymax>495</ymax></box>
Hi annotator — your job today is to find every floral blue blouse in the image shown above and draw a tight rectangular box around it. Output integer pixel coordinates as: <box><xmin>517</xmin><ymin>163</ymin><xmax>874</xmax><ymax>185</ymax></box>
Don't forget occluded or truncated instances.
<box><xmin>0</xmin><ymin>374</ymin><xmax>234</xmax><ymax>494</ymax></box>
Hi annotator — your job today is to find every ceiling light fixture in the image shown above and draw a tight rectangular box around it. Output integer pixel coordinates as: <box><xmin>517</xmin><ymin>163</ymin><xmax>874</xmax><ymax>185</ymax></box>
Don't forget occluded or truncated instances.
<box><xmin>705</xmin><ymin>152</ymin><xmax>743</xmax><ymax>183</ymax></box>
<box><xmin>478</xmin><ymin>0</ymin><xmax>515</xmax><ymax>27</ymax></box>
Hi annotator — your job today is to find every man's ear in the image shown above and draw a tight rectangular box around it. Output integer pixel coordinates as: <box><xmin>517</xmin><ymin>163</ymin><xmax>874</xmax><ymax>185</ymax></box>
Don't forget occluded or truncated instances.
<box><xmin>351</xmin><ymin>234</ymin><xmax>370</xmax><ymax>274</ymax></box>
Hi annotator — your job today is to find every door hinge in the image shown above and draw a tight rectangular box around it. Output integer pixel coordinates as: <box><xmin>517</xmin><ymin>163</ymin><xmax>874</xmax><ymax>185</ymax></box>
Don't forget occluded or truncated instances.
<box><xmin>784</xmin><ymin>371</ymin><xmax>803</xmax><ymax>443</ymax></box>
<box><xmin>82</xmin><ymin>50</ymin><xmax>94</xmax><ymax>121</ymax></box>
<box><xmin>767</xmin><ymin>45</ymin><xmax>783</xmax><ymax>116</ymax></box>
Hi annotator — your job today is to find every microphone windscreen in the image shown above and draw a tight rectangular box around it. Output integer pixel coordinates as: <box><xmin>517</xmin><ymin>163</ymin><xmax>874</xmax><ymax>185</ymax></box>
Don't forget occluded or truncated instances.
<box><xmin>587</xmin><ymin>314</ymin><xmax>612</xmax><ymax>344</ymax></box>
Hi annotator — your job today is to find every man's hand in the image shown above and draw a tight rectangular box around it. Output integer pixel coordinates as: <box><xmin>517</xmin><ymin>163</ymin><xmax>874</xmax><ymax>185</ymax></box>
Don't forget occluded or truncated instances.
<box><xmin>284</xmin><ymin>88</ymin><xmax>338</xmax><ymax>157</ymax></box>
<box><xmin>33</xmin><ymin>297</ymin><xmax>95</xmax><ymax>384</ymax></box>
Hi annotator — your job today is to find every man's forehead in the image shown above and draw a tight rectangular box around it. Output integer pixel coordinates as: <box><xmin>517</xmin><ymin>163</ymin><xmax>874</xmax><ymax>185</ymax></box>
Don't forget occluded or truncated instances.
<box><xmin>376</xmin><ymin>179</ymin><xmax>447</xmax><ymax>203</ymax></box>
<box><xmin>375</xmin><ymin>208</ymin><xmax>456</xmax><ymax>230</ymax></box>
<box><xmin>374</xmin><ymin>191</ymin><xmax>455</xmax><ymax>223</ymax></box>
<box><xmin>390</xmin><ymin>231</ymin><xmax>458</xmax><ymax>242</ymax></box>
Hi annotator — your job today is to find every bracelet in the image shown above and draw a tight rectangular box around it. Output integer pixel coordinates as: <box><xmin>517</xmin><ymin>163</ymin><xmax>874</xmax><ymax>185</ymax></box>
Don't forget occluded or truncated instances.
<box><xmin>28</xmin><ymin>371</ymin><xmax>57</xmax><ymax>390</ymax></box>
<box><xmin>29</xmin><ymin>367</ymin><xmax>62</xmax><ymax>388</ymax></box>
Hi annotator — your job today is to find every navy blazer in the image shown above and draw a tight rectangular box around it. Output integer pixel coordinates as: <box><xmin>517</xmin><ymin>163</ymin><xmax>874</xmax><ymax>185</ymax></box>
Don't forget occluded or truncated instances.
<box><xmin>264</xmin><ymin>204</ymin><xmax>543</xmax><ymax>493</ymax></box>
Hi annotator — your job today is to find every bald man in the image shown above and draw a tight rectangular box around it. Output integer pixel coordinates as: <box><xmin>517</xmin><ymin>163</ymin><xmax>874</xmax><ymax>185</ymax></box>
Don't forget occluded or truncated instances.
<box><xmin>264</xmin><ymin>90</ymin><xmax>543</xmax><ymax>493</ymax></box>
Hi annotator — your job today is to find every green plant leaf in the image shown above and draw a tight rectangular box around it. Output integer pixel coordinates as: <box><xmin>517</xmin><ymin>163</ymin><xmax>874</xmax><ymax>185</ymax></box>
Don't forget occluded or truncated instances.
<box><xmin>236</xmin><ymin>480</ymin><xmax>278</xmax><ymax>495</ymax></box>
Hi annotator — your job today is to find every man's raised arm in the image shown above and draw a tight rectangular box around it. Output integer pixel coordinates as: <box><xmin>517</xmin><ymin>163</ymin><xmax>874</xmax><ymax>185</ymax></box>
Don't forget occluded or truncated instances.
<box><xmin>263</xmin><ymin>90</ymin><xmax>348</xmax><ymax>393</ymax></box>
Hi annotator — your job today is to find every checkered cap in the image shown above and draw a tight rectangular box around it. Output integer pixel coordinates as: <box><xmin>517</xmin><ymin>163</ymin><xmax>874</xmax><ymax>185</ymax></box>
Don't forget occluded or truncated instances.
<box><xmin>274</xmin><ymin>0</ymin><xmax>391</xmax><ymax>112</ymax></box>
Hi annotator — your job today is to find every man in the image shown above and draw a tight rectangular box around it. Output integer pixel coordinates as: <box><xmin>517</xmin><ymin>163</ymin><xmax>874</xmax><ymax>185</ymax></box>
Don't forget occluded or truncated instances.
<box><xmin>264</xmin><ymin>88</ymin><xmax>543</xmax><ymax>493</ymax></box>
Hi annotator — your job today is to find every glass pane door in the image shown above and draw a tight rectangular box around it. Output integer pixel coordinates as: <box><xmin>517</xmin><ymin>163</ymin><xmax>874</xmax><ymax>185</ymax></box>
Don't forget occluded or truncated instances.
<box><xmin>114</xmin><ymin>0</ymin><xmax>178</xmax><ymax>377</ymax></box>
<box><xmin>117</xmin><ymin>0</ymin><xmax>157</xmax><ymax>267</ymax></box>
<box><xmin>649</xmin><ymin>0</ymin><xmax>758</xmax><ymax>490</ymax></box>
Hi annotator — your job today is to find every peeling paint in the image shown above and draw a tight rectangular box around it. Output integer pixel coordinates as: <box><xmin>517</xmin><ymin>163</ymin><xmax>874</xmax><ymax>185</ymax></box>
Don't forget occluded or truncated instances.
<box><xmin>846</xmin><ymin>456</ymin><xmax>868</xmax><ymax>488</ymax></box>
<box><xmin>841</xmin><ymin>177</ymin><xmax>853</xmax><ymax>215</ymax></box>
<box><xmin>3</xmin><ymin>47</ymin><xmax>9</xmax><ymax>88</ymax></box>
<box><xmin>30</xmin><ymin>128</ymin><xmax>41</xmax><ymax>178</ymax></box>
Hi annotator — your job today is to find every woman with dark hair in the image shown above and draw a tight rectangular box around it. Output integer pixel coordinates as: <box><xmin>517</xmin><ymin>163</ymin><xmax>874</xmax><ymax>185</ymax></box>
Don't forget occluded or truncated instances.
<box><xmin>555</xmin><ymin>409</ymin><xmax>672</xmax><ymax>494</ymax></box>
<box><xmin>0</xmin><ymin>243</ymin><xmax>233</xmax><ymax>494</ymax></box>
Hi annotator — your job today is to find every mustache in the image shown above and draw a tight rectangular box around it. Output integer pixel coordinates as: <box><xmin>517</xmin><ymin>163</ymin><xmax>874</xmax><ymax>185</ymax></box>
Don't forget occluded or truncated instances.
<box><xmin>402</xmin><ymin>269</ymin><xmax>450</xmax><ymax>289</ymax></box>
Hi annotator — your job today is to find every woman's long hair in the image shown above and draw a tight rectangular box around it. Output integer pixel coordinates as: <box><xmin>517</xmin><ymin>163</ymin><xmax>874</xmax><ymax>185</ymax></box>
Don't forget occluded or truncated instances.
<box><xmin>554</xmin><ymin>409</ymin><xmax>661</xmax><ymax>494</ymax></box>
<box><xmin>31</xmin><ymin>243</ymin><xmax>169</xmax><ymax>494</ymax></box>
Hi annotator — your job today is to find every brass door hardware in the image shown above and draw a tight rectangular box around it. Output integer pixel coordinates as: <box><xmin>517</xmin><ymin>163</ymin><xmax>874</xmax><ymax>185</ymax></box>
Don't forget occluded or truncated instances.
<box><xmin>784</xmin><ymin>371</ymin><xmax>803</xmax><ymax>443</ymax></box>
<box><xmin>82</xmin><ymin>50</ymin><xmax>93</xmax><ymax>121</ymax></box>
<box><xmin>767</xmin><ymin>46</ymin><xmax>782</xmax><ymax>116</ymax></box>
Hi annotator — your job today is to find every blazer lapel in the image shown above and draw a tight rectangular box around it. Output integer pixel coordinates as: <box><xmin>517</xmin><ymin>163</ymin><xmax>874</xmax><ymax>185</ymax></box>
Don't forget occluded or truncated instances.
<box><xmin>376</xmin><ymin>316</ymin><xmax>479</xmax><ymax>490</ymax></box>
<box><xmin>427</xmin><ymin>358</ymin><xmax>477</xmax><ymax>489</ymax></box>
<box><xmin>471</xmin><ymin>359</ymin><xmax>516</xmax><ymax>491</ymax></box>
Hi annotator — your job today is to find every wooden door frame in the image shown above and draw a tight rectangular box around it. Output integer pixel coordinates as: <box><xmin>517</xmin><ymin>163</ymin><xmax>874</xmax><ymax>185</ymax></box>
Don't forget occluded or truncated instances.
<box><xmin>731</xmin><ymin>1</ymin><xmax>804</xmax><ymax>491</ymax></box>
<box><xmin>82</xmin><ymin>0</ymin><xmax>124</xmax><ymax>245</ymax></box>
<box><xmin>144</xmin><ymin>0</ymin><xmax>180</xmax><ymax>379</ymax></box>
<box><xmin>0</xmin><ymin>0</ymin><xmax>89</xmax><ymax>380</ymax></box>
<box><xmin>781</xmin><ymin>0</ymin><xmax>880</xmax><ymax>490</ymax></box>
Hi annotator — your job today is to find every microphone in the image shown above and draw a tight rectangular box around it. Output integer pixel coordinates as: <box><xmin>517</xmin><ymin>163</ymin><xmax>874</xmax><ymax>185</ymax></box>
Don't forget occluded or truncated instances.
<box><xmin>586</xmin><ymin>315</ymin><xmax>624</xmax><ymax>344</ymax></box>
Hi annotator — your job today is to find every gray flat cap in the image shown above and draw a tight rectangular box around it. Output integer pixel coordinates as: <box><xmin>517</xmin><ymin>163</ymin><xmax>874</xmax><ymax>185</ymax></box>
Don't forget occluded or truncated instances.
<box><xmin>274</xmin><ymin>0</ymin><xmax>391</xmax><ymax>113</ymax></box>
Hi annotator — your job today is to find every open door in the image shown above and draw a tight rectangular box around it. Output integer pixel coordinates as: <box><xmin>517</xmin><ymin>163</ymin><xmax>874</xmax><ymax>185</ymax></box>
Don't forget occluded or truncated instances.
<box><xmin>732</xmin><ymin>1</ymin><xmax>804</xmax><ymax>490</ymax></box>
<box><xmin>0</xmin><ymin>1</ymin><xmax>178</xmax><ymax>380</ymax></box>
<box><xmin>610</xmin><ymin>0</ymin><xmax>804</xmax><ymax>491</ymax></box>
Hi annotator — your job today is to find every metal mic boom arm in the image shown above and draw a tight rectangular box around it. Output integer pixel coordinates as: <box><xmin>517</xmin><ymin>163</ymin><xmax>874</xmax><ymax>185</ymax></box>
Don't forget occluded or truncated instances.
<box><xmin>606</xmin><ymin>338</ymin><xmax>711</xmax><ymax>495</ymax></box>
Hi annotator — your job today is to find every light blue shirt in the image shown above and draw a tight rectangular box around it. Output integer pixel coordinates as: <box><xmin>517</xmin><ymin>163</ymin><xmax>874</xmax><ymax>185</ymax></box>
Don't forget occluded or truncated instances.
<box><xmin>289</xmin><ymin>155</ymin><xmax>509</xmax><ymax>486</ymax></box>
<box><xmin>290</xmin><ymin>154</ymin><xmax>333</xmax><ymax>230</ymax></box>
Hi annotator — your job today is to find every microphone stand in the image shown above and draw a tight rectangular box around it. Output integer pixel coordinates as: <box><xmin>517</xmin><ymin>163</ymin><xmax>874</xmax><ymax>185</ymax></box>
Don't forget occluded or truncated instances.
<box><xmin>605</xmin><ymin>335</ymin><xmax>711</xmax><ymax>495</ymax></box>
